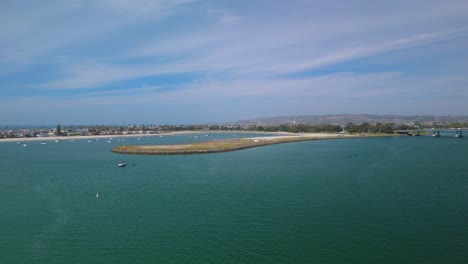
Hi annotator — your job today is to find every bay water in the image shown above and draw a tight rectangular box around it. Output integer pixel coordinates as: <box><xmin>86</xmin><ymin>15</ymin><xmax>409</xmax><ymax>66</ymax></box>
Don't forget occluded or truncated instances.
<box><xmin>1</xmin><ymin>134</ymin><xmax>468</xmax><ymax>263</ymax></box>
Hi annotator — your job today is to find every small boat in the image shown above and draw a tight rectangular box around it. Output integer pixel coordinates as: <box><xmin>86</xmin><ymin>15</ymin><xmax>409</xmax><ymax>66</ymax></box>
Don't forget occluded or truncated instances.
<box><xmin>118</xmin><ymin>161</ymin><xmax>126</xmax><ymax>167</ymax></box>
<box><xmin>137</xmin><ymin>138</ymin><xmax>141</xmax><ymax>140</ymax></box>
<box><xmin>41</xmin><ymin>142</ymin><xmax>47</xmax><ymax>145</ymax></box>
<box><xmin>88</xmin><ymin>140</ymin><xmax>93</xmax><ymax>143</ymax></box>
<box><xmin>107</xmin><ymin>140</ymin><xmax>112</xmax><ymax>143</ymax></box>
<box><xmin>54</xmin><ymin>140</ymin><xmax>59</xmax><ymax>143</ymax></box>
<box><xmin>96</xmin><ymin>193</ymin><xmax>99</xmax><ymax>198</ymax></box>
<box><xmin>22</xmin><ymin>144</ymin><xmax>27</xmax><ymax>147</ymax></box>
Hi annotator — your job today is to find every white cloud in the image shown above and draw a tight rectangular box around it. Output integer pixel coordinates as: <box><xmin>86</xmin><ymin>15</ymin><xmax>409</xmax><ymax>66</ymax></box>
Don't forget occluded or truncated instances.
<box><xmin>2</xmin><ymin>0</ymin><xmax>468</xmax><ymax>123</ymax></box>
<box><xmin>34</xmin><ymin>26</ymin><xmax>466</xmax><ymax>90</ymax></box>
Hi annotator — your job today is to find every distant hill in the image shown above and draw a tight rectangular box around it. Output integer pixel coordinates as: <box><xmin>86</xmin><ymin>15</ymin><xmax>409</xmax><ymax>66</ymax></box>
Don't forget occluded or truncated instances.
<box><xmin>237</xmin><ymin>114</ymin><xmax>468</xmax><ymax>126</ymax></box>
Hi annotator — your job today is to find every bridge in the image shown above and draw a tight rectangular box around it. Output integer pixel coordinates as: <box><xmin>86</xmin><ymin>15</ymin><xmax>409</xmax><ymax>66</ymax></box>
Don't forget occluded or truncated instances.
<box><xmin>395</xmin><ymin>129</ymin><xmax>466</xmax><ymax>138</ymax></box>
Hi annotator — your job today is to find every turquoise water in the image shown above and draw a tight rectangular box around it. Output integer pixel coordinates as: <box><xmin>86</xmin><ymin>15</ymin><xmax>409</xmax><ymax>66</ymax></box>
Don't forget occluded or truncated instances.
<box><xmin>1</xmin><ymin>134</ymin><xmax>468</xmax><ymax>263</ymax></box>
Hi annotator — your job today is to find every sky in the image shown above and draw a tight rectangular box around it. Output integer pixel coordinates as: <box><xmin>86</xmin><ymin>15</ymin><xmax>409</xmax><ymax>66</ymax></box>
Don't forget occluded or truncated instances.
<box><xmin>1</xmin><ymin>0</ymin><xmax>468</xmax><ymax>125</ymax></box>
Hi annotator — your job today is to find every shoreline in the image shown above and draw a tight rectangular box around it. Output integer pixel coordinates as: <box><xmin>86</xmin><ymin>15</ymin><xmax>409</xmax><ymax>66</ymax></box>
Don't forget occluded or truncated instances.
<box><xmin>0</xmin><ymin>130</ymin><xmax>297</xmax><ymax>143</ymax></box>
<box><xmin>112</xmin><ymin>133</ymin><xmax>383</xmax><ymax>155</ymax></box>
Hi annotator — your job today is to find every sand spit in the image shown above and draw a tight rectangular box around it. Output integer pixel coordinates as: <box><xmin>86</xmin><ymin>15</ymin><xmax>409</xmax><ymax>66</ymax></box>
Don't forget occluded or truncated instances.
<box><xmin>112</xmin><ymin>133</ymin><xmax>359</xmax><ymax>155</ymax></box>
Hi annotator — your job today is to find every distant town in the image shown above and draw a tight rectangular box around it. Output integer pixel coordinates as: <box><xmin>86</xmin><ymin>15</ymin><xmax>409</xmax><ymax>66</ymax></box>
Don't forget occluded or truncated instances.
<box><xmin>0</xmin><ymin>124</ymin><xmax>242</xmax><ymax>139</ymax></box>
<box><xmin>1</xmin><ymin>114</ymin><xmax>468</xmax><ymax>139</ymax></box>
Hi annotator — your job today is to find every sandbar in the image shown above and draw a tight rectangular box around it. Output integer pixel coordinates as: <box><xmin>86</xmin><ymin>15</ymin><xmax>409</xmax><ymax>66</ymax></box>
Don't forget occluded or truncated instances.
<box><xmin>112</xmin><ymin>133</ymin><xmax>359</xmax><ymax>155</ymax></box>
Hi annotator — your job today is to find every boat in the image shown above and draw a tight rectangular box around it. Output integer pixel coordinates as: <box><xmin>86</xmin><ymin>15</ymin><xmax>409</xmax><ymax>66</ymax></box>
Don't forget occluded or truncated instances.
<box><xmin>22</xmin><ymin>144</ymin><xmax>27</xmax><ymax>147</ymax></box>
<box><xmin>118</xmin><ymin>161</ymin><xmax>126</xmax><ymax>167</ymax></box>
<box><xmin>54</xmin><ymin>140</ymin><xmax>59</xmax><ymax>143</ymax></box>
<box><xmin>107</xmin><ymin>140</ymin><xmax>112</xmax><ymax>143</ymax></box>
<box><xmin>88</xmin><ymin>140</ymin><xmax>93</xmax><ymax>143</ymax></box>
<box><xmin>41</xmin><ymin>142</ymin><xmax>47</xmax><ymax>145</ymax></box>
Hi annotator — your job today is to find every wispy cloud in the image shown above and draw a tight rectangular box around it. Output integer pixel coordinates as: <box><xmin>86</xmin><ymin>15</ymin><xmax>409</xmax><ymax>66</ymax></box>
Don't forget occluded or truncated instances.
<box><xmin>1</xmin><ymin>0</ymin><xmax>468</xmax><ymax>124</ymax></box>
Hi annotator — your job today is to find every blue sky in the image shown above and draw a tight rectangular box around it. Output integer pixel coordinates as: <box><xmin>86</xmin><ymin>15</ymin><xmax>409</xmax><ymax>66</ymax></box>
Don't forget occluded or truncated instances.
<box><xmin>1</xmin><ymin>0</ymin><xmax>468</xmax><ymax>125</ymax></box>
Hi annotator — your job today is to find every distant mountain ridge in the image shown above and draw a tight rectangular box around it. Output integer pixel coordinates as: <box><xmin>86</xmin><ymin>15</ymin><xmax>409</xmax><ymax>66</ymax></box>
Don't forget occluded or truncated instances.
<box><xmin>237</xmin><ymin>114</ymin><xmax>468</xmax><ymax>126</ymax></box>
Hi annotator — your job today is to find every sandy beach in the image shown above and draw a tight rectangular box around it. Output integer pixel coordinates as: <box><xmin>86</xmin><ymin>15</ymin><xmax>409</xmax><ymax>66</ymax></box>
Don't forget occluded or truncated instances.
<box><xmin>0</xmin><ymin>130</ymin><xmax>300</xmax><ymax>143</ymax></box>
<box><xmin>247</xmin><ymin>133</ymin><xmax>352</xmax><ymax>140</ymax></box>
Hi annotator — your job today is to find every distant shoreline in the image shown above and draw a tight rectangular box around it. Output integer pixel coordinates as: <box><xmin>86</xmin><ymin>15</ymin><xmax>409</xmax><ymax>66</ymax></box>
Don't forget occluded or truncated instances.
<box><xmin>0</xmin><ymin>130</ymin><xmax>296</xmax><ymax>143</ymax></box>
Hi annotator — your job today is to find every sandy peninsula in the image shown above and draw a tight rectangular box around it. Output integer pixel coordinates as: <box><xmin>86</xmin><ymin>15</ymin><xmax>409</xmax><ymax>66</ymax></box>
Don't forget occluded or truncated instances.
<box><xmin>112</xmin><ymin>133</ymin><xmax>358</xmax><ymax>155</ymax></box>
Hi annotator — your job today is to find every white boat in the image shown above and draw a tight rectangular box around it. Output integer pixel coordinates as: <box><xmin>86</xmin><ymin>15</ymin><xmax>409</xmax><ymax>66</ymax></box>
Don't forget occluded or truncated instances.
<box><xmin>118</xmin><ymin>161</ymin><xmax>126</xmax><ymax>167</ymax></box>
<box><xmin>54</xmin><ymin>140</ymin><xmax>59</xmax><ymax>143</ymax></box>
<box><xmin>96</xmin><ymin>193</ymin><xmax>99</xmax><ymax>198</ymax></box>
<box><xmin>88</xmin><ymin>140</ymin><xmax>93</xmax><ymax>143</ymax></box>
<box><xmin>41</xmin><ymin>142</ymin><xmax>47</xmax><ymax>145</ymax></box>
<box><xmin>22</xmin><ymin>144</ymin><xmax>27</xmax><ymax>147</ymax></box>
<box><xmin>107</xmin><ymin>140</ymin><xmax>112</xmax><ymax>143</ymax></box>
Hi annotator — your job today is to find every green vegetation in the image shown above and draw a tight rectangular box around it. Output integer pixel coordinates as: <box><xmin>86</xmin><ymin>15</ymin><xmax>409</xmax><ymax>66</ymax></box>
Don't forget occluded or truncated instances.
<box><xmin>344</xmin><ymin>122</ymin><xmax>395</xmax><ymax>134</ymax></box>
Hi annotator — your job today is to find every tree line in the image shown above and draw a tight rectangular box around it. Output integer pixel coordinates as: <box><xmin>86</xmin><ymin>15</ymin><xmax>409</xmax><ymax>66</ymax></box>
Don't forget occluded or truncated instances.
<box><xmin>250</xmin><ymin>122</ymin><xmax>418</xmax><ymax>134</ymax></box>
